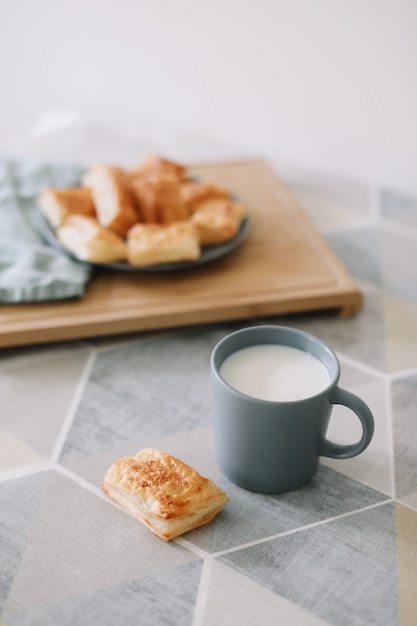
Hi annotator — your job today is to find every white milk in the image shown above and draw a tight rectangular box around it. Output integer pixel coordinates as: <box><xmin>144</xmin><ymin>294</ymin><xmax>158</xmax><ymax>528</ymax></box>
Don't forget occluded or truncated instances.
<box><xmin>219</xmin><ymin>344</ymin><xmax>331</xmax><ymax>402</ymax></box>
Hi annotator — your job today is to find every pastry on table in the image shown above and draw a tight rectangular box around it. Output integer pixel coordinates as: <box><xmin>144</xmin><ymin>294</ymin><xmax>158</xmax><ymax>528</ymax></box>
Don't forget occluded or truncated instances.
<box><xmin>82</xmin><ymin>165</ymin><xmax>140</xmax><ymax>236</ymax></box>
<box><xmin>102</xmin><ymin>448</ymin><xmax>229</xmax><ymax>541</ymax></box>
<box><xmin>180</xmin><ymin>181</ymin><xmax>230</xmax><ymax>214</ymax></box>
<box><xmin>129</xmin><ymin>153</ymin><xmax>186</xmax><ymax>182</ymax></box>
<box><xmin>127</xmin><ymin>221</ymin><xmax>200</xmax><ymax>266</ymax></box>
<box><xmin>130</xmin><ymin>173</ymin><xmax>188</xmax><ymax>224</ymax></box>
<box><xmin>38</xmin><ymin>187</ymin><xmax>96</xmax><ymax>228</ymax></box>
<box><xmin>190</xmin><ymin>198</ymin><xmax>247</xmax><ymax>245</ymax></box>
<box><xmin>57</xmin><ymin>214</ymin><xmax>127</xmax><ymax>263</ymax></box>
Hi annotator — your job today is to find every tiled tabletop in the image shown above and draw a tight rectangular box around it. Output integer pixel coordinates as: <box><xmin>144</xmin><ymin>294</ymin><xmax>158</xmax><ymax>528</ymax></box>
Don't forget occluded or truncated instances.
<box><xmin>1</xmin><ymin>166</ymin><xmax>417</xmax><ymax>626</ymax></box>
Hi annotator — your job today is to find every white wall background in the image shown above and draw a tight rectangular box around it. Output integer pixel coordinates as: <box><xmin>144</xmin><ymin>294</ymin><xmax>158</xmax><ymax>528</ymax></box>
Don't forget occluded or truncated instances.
<box><xmin>0</xmin><ymin>0</ymin><xmax>416</xmax><ymax>194</ymax></box>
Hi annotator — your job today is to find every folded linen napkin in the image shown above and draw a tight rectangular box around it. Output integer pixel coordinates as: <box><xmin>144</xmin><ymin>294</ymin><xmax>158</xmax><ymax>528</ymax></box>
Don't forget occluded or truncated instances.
<box><xmin>0</xmin><ymin>158</ymin><xmax>92</xmax><ymax>303</ymax></box>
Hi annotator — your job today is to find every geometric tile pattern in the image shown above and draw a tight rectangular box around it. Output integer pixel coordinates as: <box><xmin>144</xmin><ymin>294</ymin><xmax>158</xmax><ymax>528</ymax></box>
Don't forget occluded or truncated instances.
<box><xmin>219</xmin><ymin>503</ymin><xmax>398</xmax><ymax>626</ymax></box>
<box><xmin>392</xmin><ymin>375</ymin><xmax>417</xmax><ymax>503</ymax></box>
<box><xmin>1</xmin><ymin>172</ymin><xmax>417</xmax><ymax>625</ymax></box>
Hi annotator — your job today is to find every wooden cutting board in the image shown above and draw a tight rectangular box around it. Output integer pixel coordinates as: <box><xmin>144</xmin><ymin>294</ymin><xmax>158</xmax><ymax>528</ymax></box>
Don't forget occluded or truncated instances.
<box><xmin>0</xmin><ymin>159</ymin><xmax>362</xmax><ymax>349</ymax></box>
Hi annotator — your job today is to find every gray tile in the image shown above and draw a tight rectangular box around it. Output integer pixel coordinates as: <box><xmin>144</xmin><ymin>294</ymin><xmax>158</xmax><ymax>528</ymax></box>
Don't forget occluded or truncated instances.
<box><xmin>380</xmin><ymin>190</ymin><xmax>417</xmax><ymax>231</ymax></box>
<box><xmin>59</xmin><ymin>328</ymin><xmax>230</xmax><ymax>462</ymax></box>
<box><xmin>392</xmin><ymin>374</ymin><xmax>417</xmax><ymax>499</ymax></box>
<box><xmin>218</xmin><ymin>502</ymin><xmax>398</xmax><ymax>626</ymax></box>
<box><xmin>279</xmin><ymin>164</ymin><xmax>371</xmax><ymax>216</ymax></box>
<box><xmin>0</xmin><ymin>344</ymin><xmax>92</xmax><ymax>461</ymax></box>
<box><xmin>326</xmin><ymin>227</ymin><xmax>417</xmax><ymax>303</ymax></box>
<box><xmin>5</xmin><ymin>560</ymin><xmax>202</xmax><ymax>626</ymax></box>
<box><xmin>380</xmin><ymin>229</ymin><xmax>417</xmax><ymax>302</ymax></box>
<box><xmin>321</xmin><ymin>364</ymin><xmax>392</xmax><ymax>496</ymax></box>
<box><xmin>186</xmin><ymin>465</ymin><xmax>389</xmax><ymax>553</ymax></box>
<box><xmin>0</xmin><ymin>472</ymin><xmax>51</xmax><ymax>612</ymax></box>
<box><xmin>3</xmin><ymin>471</ymin><xmax>198</xmax><ymax>621</ymax></box>
<box><xmin>204</xmin><ymin>559</ymin><xmax>330</xmax><ymax>626</ymax></box>
<box><xmin>325</xmin><ymin>227</ymin><xmax>383</xmax><ymax>287</ymax></box>
<box><xmin>266</xmin><ymin>284</ymin><xmax>387</xmax><ymax>371</ymax></box>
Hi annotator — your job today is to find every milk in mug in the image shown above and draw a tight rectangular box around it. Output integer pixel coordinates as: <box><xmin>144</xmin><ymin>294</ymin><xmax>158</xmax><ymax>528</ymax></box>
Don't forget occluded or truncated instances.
<box><xmin>219</xmin><ymin>344</ymin><xmax>331</xmax><ymax>402</ymax></box>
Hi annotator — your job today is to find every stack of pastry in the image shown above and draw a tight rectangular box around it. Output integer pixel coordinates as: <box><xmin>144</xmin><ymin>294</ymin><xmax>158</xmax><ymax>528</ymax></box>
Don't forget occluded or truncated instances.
<box><xmin>37</xmin><ymin>154</ymin><xmax>247</xmax><ymax>266</ymax></box>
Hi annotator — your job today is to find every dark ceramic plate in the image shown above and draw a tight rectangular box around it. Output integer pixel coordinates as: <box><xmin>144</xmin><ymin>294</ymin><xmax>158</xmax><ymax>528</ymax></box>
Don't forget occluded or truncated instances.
<box><xmin>37</xmin><ymin>213</ymin><xmax>250</xmax><ymax>273</ymax></box>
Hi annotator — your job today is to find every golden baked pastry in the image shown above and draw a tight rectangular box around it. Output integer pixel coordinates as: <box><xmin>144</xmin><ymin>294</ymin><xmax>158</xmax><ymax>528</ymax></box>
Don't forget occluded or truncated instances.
<box><xmin>82</xmin><ymin>165</ymin><xmax>140</xmax><ymax>236</ymax></box>
<box><xmin>102</xmin><ymin>448</ymin><xmax>229</xmax><ymax>541</ymax></box>
<box><xmin>127</xmin><ymin>221</ymin><xmax>200</xmax><ymax>266</ymax></box>
<box><xmin>129</xmin><ymin>153</ymin><xmax>186</xmax><ymax>182</ymax></box>
<box><xmin>191</xmin><ymin>198</ymin><xmax>247</xmax><ymax>245</ymax></box>
<box><xmin>39</xmin><ymin>154</ymin><xmax>249</xmax><ymax>268</ymax></box>
<box><xmin>180</xmin><ymin>181</ymin><xmax>230</xmax><ymax>214</ymax></box>
<box><xmin>130</xmin><ymin>173</ymin><xmax>188</xmax><ymax>225</ymax></box>
<box><xmin>38</xmin><ymin>187</ymin><xmax>96</xmax><ymax>228</ymax></box>
<box><xmin>57</xmin><ymin>214</ymin><xmax>127</xmax><ymax>263</ymax></box>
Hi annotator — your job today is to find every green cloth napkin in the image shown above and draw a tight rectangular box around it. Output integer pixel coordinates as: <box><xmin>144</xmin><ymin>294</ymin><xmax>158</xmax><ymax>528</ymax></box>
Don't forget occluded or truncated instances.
<box><xmin>0</xmin><ymin>158</ymin><xmax>92</xmax><ymax>303</ymax></box>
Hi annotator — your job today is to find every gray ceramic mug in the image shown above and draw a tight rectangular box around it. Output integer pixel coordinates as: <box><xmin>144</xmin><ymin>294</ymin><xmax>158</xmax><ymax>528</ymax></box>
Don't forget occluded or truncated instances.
<box><xmin>210</xmin><ymin>325</ymin><xmax>375</xmax><ymax>493</ymax></box>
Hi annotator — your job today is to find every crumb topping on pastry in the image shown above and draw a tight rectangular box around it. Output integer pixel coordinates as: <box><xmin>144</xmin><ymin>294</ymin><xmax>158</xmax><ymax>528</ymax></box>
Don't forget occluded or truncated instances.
<box><xmin>102</xmin><ymin>448</ymin><xmax>229</xmax><ymax>533</ymax></box>
<box><xmin>125</xmin><ymin>459</ymin><xmax>189</xmax><ymax>495</ymax></box>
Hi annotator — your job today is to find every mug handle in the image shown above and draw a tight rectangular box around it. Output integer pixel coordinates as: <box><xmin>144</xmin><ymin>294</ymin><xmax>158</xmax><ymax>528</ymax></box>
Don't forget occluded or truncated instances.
<box><xmin>319</xmin><ymin>387</ymin><xmax>375</xmax><ymax>459</ymax></box>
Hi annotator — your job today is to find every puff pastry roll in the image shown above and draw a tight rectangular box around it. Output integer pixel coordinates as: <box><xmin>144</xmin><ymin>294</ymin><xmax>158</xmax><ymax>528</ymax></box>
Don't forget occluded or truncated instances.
<box><xmin>129</xmin><ymin>153</ymin><xmax>186</xmax><ymax>182</ymax></box>
<box><xmin>38</xmin><ymin>187</ymin><xmax>96</xmax><ymax>228</ymax></box>
<box><xmin>57</xmin><ymin>215</ymin><xmax>127</xmax><ymax>263</ymax></box>
<box><xmin>180</xmin><ymin>181</ymin><xmax>230</xmax><ymax>214</ymax></box>
<box><xmin>102</xmin><ymin>449</ymin><xmax>229</xmax><ymax>541</ymax></box>
<box><xmin>191</xmin><ymin>198</ymin><xmax>247</xmax><ymax>245</ymax></box>
<box><xmin>82</xmin><ymin>165</ymin><xmax>140</xmax><ymax>236</ymax></box>
<box><xmin>127</xmin><ymin>221</ymin><xmax>200</xmax><ymax>266</ymax></box>
<box><xmin>130</xmin><ymin>174</ymin><xmax>188</xmax><ymax>225</ymax></box>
